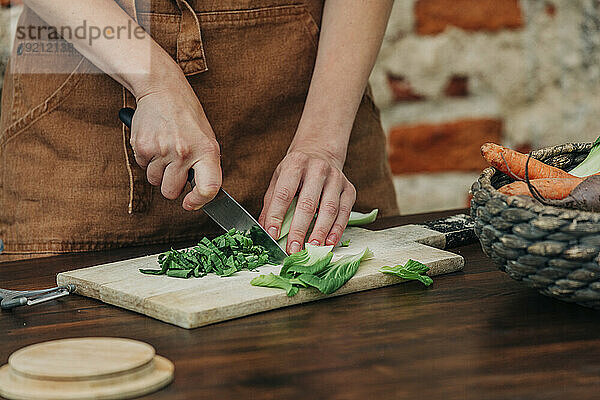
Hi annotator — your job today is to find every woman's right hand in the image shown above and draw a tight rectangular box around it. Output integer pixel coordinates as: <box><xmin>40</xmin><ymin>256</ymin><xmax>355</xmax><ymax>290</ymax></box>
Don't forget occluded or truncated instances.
<box><xmin>130</xmin><ymin>70</ymin><xmax>222</xmax><ymax>211</ymax></box>
<box><xmin>22</xmin><ymin>0</ymin><xmax>221</xmax><ymax>211</ymax></box>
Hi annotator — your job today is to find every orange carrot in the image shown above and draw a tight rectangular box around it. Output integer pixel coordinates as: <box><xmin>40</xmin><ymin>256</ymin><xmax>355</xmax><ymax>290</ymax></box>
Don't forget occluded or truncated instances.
<box><xmin>481</xmin><ymin>143</ymin><xmax>575</xmax><ymax>180</ymax></box>
<box><xmin>498</xmin><ymin>177</ymin><xmax>583</xmax><ymax>199</ymax></box>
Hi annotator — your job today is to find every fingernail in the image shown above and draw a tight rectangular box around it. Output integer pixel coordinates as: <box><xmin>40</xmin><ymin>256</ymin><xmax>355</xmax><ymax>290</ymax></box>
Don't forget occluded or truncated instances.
<box><xmin>268</xmin><ymin>227</ymin><xmax>278</xmax><ymax>239</ymax></box>
<box><xmin>185</xmin><ymin>202</ymin><xmax>201</xmax><ymax>211</ymax></box>
<box><xmin>289</xmin><ymin>241</ymin><xmax>301</xmax><ymax>254</ymax></box>
<box><xmin>326</xmin><ymin>234</ymin><xmax>337</xmax><ymax>245</ymax></box>
<box><xmin>310</xmin><ymin>240</ymin><xmax>320</xmax><ymax>246</ymax></box>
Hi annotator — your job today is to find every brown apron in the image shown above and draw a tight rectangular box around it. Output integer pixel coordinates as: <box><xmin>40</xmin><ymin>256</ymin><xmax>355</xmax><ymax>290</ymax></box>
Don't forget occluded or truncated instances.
<box><xmin>0</xmin><ymin>0</ymin><xmax>398</xmax><ymax>261</ymax></box>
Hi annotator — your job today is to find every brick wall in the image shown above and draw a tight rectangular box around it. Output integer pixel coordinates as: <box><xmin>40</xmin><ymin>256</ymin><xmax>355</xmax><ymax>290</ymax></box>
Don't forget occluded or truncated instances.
<box><xmin>370</xmin><ymin>0</ymin><xmax>600</xmax><ymax>214</ymax></box>
<box><xmin>1</xmin><ymin>1</ymin><xmax>600</xmax><ymax>215</ymax></box>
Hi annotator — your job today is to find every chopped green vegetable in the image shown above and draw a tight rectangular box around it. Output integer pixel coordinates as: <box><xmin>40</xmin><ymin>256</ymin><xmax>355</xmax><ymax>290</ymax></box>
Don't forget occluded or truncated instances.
<box><xmin>298</xmin><ymin>248</ymin><xmax>373</xmax><ymax>294</ymax></box>
<box><xmin>250</xmin><ymin>273</ymin><xmax>299</xmax><ymax>297</ymax></box>
<box><xmin>166</xmin><ymin>269</ymin><xmax>194</xmax><ymax>279</ymax></box>
<box><xmin>339</xmin><ymin>239</ymin><xmax>351</xmax><ymax>247</ymax></box>
<box><xmin>140</xmin><ymin>229</ymin><xmax>270</xmax><ymax>279</ymax></box>
<box><xmin>138</xmin><ymin>269</ymin><xmax>164</xmax><ymax>275</ymax></box>
<box><xmin>379</xmin><ymin>259</ymin><xmax>433</xmax><ymax>287</ymax></box>
<box><xmin>347</xmin><ymin>209</ymin><xmax>378</xmax><ymax>226</ymax></box>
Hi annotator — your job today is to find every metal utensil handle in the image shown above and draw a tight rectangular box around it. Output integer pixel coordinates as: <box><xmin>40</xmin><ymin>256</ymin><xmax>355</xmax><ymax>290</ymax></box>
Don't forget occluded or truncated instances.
<box><xmin>1</xmin><ymin>297</ymin><xmax>27</xmax><ymax>310</ymax></box>
<box><xmin>27</xmin><ymin>287</ymin><xmax>73</xmax><ymax>306</ymax></box>
<box><xmin>119</xmin><ymin>107</ymin><xmax>196</xmax><ymax>188</ymax></box>
<box><xmin>0</xmin><ymin>285</ymin><xmax>75</xmax><ymax>310</ymax></box>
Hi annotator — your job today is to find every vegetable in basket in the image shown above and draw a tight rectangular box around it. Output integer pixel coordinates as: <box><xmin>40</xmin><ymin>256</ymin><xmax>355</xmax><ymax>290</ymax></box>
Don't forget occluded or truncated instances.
<box><xmin>480</xmin><ymin>141</ymin><xmax>600</xmax><ymax>212</ymax></box>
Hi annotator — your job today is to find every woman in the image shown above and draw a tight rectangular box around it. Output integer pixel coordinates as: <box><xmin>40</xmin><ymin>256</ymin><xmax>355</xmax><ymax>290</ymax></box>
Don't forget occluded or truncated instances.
<box><xmin>0</xmin><ymin>0</ymin><xmax>398</xmax><ymax>261</ymax></box>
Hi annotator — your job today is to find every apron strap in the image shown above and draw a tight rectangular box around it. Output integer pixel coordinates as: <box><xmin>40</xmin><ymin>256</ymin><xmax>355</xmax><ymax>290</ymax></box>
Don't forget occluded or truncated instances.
<box><xmin>119</xmin><ymin>0</ymin><xmax>154</xmax><ymax>214</ymax></box>
<box><xmin>173</xmin><ymin>0</ymin><xmax>209</xmax><ymax>76</ymax></box>
<box><xmin>117</xmin><ymin>0</ymin><xmax>207</xmax><ymax>213</ymax></box>
<box><xmin>115</xmin><ymin>0</ymin><xmax>208</xmax><ymax>75</ymax></box>
<box><xmin>121</xmin><ymin>89</ymin><xmax>154</xmax><ymax>214</ymax></box>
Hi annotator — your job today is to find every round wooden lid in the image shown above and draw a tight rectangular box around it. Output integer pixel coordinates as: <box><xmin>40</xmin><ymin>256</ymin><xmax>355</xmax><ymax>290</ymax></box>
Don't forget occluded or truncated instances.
<box><xmin>9</xmin><ymin>337</ymin><xmax>155</xmax><ymax>380</ymax></box>
<box><xmin>0</xmin><ymin>337</ymin><xmax>174</xmax><ymax>400</ymax></box>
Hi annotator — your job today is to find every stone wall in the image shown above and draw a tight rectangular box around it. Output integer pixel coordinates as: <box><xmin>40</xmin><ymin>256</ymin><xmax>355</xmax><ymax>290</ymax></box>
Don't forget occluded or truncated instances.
<box><xmin>371</xmin><ymin>0</ymin><xmax>600</xmax><ymax>214</ymax></box>
<box><xmin>2</xmin><ymin>1</ymin><xmax>600</xmax><ymax>215</ymax></box>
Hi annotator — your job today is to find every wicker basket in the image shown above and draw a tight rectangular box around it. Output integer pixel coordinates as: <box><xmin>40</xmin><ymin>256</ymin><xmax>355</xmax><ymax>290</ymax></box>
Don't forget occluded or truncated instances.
<box><xmin>470</xmin><ymin>142</ymin><xmax>600</xmax><ymax>309</ymax></box>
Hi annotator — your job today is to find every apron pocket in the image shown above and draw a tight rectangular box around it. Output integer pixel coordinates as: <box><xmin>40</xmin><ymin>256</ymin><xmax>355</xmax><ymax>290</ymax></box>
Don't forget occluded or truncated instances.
<box><xmin>0</xmin><ymin>6</ymin><xmax>87</xmax><ymax>149</ymax></box>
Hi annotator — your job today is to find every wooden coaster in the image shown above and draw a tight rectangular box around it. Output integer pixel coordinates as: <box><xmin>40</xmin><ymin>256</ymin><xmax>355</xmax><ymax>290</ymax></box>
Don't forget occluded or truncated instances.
<box><xmin>0</xmin><ymin>337</ymin><xmax>174</xmax><ymax>400</ymax></box>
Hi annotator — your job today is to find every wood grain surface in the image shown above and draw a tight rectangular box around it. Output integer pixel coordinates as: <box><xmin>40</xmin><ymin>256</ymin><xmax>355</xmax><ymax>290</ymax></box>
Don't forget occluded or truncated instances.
<box><xmin>0</xmin><ymin>338</ymin><xmax>174</xmax><ymax>400</ymax></box>
<box><xmin>56</xmin><ymin>225</ymin><xmax>463</xmax><ymax>328</ymax></box>
<box><xmin>1</xmin><ymin>209</ymin><xmax>599</xmax><ymax>400</ymax></box>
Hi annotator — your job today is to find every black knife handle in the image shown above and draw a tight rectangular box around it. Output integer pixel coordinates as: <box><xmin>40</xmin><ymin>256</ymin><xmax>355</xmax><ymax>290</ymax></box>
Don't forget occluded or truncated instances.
<box><xmin>119</xmin><ymin>107</ymin><xmax>196</xmax><ymax>188</ymax></box>
<box><xmin>187</xmin><ymin>169</ymin><xmax>196</xmax><ymax>189</ymax></box>
<box><xmin>118</xmin><ymin>107</ymin><xmax>134</xmax><ymax>130</ymax></box>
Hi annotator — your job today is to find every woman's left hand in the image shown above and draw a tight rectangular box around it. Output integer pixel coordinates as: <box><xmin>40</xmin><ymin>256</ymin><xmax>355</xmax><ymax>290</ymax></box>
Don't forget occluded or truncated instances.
<box><xmin>258</xmin><ymin>148</ymin><xmax>356</xmax><ymax>254</ymax></box>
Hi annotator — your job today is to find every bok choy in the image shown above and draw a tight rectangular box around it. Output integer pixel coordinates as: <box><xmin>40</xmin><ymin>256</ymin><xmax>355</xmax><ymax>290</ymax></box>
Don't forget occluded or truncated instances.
<box><xmin>379</xmin><ymin>259</ymin><xmax>433</xmax><ymax>287</ymax></box>
<box><xmin>297</xmin><ymin>248</ymin><xmax>373</xmax><ymax>294</ymax></box>
<box><xmin>279</xmin><ymin>244</ymin><xmax>334</xmax><ymax>278</ymax></box>
<box><xmin>251</xmin><ymin>245</ymin><xmax>373</xmax><ymax>296</ymax></box>
<box><xmin>569</xmin><ymin>136</ymin><xmax>600</xmax><ymax>177</ymax></box>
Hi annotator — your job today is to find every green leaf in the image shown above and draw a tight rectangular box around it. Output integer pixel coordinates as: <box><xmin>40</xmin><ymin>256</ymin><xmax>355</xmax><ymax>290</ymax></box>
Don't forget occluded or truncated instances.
<box><xmin>340</xmin><ymin>239</ymin><xmax>351</xmax><ymax>247</ymax></box>
<box><xmin>251</xmin><ymin>273</ymin><xmax>299</xmax><ymax>296</ymax></box>
<box><xmin>280</xmin><ymin>244</ymin><xmax>333</xmax><ymax>278</ymax></box>
<box><xmin>289</xmin><ymin>277</ymin><xmax>308</xmax><ymax>287</ymax></box>
<box><xmin>299</xmin><ymin>248</ymin><xmax>373</xmax><ymax>295</ymax></box>
<box><xmin>139</xmin><ymin>269</ymin><xmax>164</xmax><ymax>275</ymax></box>
<box><xmin>569</xmin><ymin>135</ymin><xmax>600</xmax><ymax>177</ymax></box>
<box><xmin>347</xmin><ymin>209</ymin><xmax>378</xmax><ymax>226</ymax></box>
<box><xmin>220</xmin><ymin>266</ymin><xmax>237</xmax><ymax>277</ymax></box>
<box><xmin>380</xmin><ymin>259</ymin><xmax>433</xmax><ymax>287</ymax></box>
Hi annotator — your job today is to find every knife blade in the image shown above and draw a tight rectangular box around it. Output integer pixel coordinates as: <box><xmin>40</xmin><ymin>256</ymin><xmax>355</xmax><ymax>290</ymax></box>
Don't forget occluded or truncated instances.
<box><xmin>118</xmin><ymin>107</ymin><xmax>288</xmax><ymax>264</ymax></box>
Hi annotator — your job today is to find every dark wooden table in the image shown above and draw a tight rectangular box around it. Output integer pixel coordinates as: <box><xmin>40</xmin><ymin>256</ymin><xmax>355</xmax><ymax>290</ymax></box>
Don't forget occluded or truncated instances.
<box><xmin>1</xmin><ymin>209</ymin><xmax>599</xmax><ymax>399</ymax></box>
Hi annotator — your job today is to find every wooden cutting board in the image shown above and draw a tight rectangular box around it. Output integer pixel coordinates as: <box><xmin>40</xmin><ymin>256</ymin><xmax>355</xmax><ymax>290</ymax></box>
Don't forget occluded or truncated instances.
<box><xmin>57</xmin><ymin>224</ymin><xmax>465</xmax><ymax>329</ymax></box>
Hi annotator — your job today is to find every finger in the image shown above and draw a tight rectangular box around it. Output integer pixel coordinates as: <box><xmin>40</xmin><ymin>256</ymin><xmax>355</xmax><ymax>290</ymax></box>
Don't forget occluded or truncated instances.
<box><xmin>133</xmin><ymin>151</ymin><xmax>151</xmax><ymax>169</ymax></box>
<box><xmin>161</xmin><ymin>161</ymin><xmax>189</xmax><ymax>200</ymax></box>
<box><xmin>286</xmin><ymin>173</ymin><xmax>327</xmax><ymax>254</ymax></box>
<box><xmin>325</xmin><ymin>184</ymin><xmax>356</xmax><ymax>246</ymax></box>
<box><xmin>263</xmin><ymin>168</ymin><xmax>303</xmax><ymax>241</ymax></box>
<box><xmin>258</xmin><ymin>171</ymin><xmax>279</xmax><ymax>227</ymax></box>
<box><xmin>182</xmin><ymin>152</ymin><xmax>222</xmax><ymax>211</ymax></box>
<box><xmin>307</xmin><ymin>177</ymin><xmax>342</xmax><ymax>246</ymax></box>
<box><xmin>131</xmin><ymin>129</ymin><xmax>155</xmax><ymax>169</ymax></box>
<box><xmin>145</xmin><ymin>157</ymin><xmax>168</xmax><ymax>186</ymax></box>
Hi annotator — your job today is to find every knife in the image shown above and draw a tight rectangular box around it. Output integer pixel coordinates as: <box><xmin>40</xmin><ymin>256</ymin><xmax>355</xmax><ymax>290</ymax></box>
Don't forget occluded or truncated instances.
<box><xmin>118</xmin><ymin>108</ymin><xmax>288</xmax><ymax>264</ymax></box>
